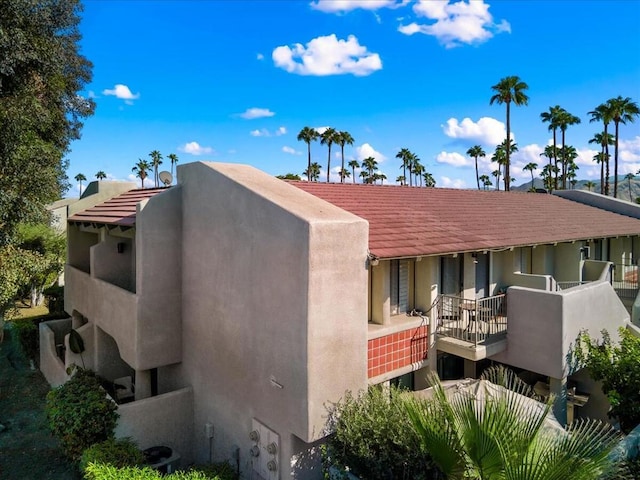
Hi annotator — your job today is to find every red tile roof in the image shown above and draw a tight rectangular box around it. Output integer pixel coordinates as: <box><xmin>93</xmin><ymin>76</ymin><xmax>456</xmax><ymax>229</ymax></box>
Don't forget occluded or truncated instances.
<box><xmin>291</xmin><ymin>183</ymin><xmax>640</xmax><ymax>258</ymax></box>
<box><xmin>68</xmin><ymin>188</ymin><xmax>167</xmax><ymax>227</ymax></box>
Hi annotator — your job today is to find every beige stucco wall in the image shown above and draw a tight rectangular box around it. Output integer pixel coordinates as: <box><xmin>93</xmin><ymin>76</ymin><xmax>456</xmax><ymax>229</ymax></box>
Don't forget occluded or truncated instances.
<box><xmin>172</xmin><ymin>162</ymin><xmax>368</xmax><ymax>478</ymax></box>
<box><xmin>490</xmin><ymin>281</ymin><xmax>628</xmax><ymax>379</ymax></box>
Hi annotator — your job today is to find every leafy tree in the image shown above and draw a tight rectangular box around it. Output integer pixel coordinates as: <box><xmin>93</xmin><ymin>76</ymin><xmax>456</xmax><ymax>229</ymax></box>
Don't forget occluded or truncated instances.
<box><xmin>490</xmin><ymin>76</ymin><xmax>529</xmax><ymax>191</ymax></box>
<box><xmin>132</xmin><ymin>159</ymin><xmax>151</xmax><ymax>188</ymax></box>
<box><xmin>0</xmin><ymin>0</ymin><xmax>94</xmax><ymax>245</ymax></box>
<box><xmin>275</xmin><ymin>173</ymin><xmax>301</xmax><ymax>180</ymax></box>
<box><xmin>406</xmin><ymin>366</ymin><xmax>622</xmax><ymax>480</ymax></box>
<box><xmin>149</xmin><ymin>150</ymin><xmax>163</xmax><ymax>187</ymax></box>
<box><xmin>335</xmin><ymin>131</ymin><xmax>354</xmax><ymax>183</ymax></box>
<box><xmin>577</xmin><ymin>328</ymin><xmax>640</xmax><ymax>433</ymax></box>
<box><xmin>607</xmin><ymin>96</ymin><xmax>640</xmax><ymax>198</ymax></box>
<box><xmin>167</xmin><ymin>153</ymin><xmax>179</xmax><ymax>178</ymax></box>
<box><xmin>297</xmin><ymin>126</ymin><xmax>319</xmax><ymax>182</ymax></box>
<box><xmin>74</xmin><ymin>173</ymin><xmax>87</xmax><ymax>198</ymax></box>
<box><xmin>589</xmin><ymin>103</ymin><xmax>614</xmax><ymax>196</ymax></box>
<box><xmin>320</xmin><ymin>127</ymin><xmax>337</xmax><ymax>182</ymax></box>
<box><xmin>523</xmin><ymin>162</ymin><xmax>538</xmax><ymax>191</ymax></box>
<box><xmin>467</xmin><ymin>145</ymin><xmax>486</xmax><ymax>190</ymax></box>
<box><xmin>347</xmin><ymin>159</ymin><xmax>360</xmax><ymax>184</ymax></box>
<box><xmin>95</xmin><ymin>171</ymin><xmax>107</xmax><ymax>180</ymax></box>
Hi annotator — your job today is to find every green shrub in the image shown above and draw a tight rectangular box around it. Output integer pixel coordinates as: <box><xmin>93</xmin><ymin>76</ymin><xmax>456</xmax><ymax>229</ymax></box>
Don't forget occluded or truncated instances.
<box><xmin>11</xmin><ymin>318</ymin><xmax>39</xmax><ymax>360</ymax></box>
<box><xmin>46</xmin><ymin>367</ymin><xmax>119</xmax><ymax>460</ymax></box>
<box><xmin>189</xmin><ymin>462</ymin><xmax>238</xmax><ymax>480</ymax></box>
<box><xmin>325</xmin><ymin>386</ymin><xmax>438</xmax><ymax>479</ymax></box>
<box><xmin>44</xmin><ymin>284</ymin><xmax>65</xmax><ymax>313</ymax></box>
<box><xmin>80</xmin><ymin>438</ymin><xmax>144</xmax><ymax>472</ymax></box>
<box><xmin>83</xmin><ymin>463</ymin><xmax>219</xmax><ymax>479</ymax></box>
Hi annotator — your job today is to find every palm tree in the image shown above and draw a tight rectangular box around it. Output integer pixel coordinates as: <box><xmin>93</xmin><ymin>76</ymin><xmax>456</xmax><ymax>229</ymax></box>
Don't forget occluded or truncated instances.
<box><xmin>491</xmin><ymin>169</ymin><xmax>501</xmax><ymax>190</ymax></box>
<box><xmin>396</xmin><ymin>148</ymin><xmax>412</xmax><ymax>186</ymax></box>
<box><xmin>589</xmin><ymin>103</ymin><xmax>614</xmax><ymax>196</ymax></box>
<box><xmin>556</xmin><ymin>109</ymin><xmax>581</xmax><ymax>189</ymax></box>
<box><xmin>405</xmin><ymin>367</ymin><xmax>622</xmax><ymax>480</ymax></box>
<box><xmin>338</xmin><ymin>168</ymin><xmax>350</xmax><ymax>182</ymax></box>
<box><xmin>523</xmin><ymin>162</ymin><xmax>538</xmax><ymax>191</ymax></box>
<box><xmin>74</xmin><ymin>173</ymin><xmax>87</xmax><ymax>198</ymax></box>
<box><xmin>396</xmin><ymin>175</ymin><xmax>406</xmax><ymax>186</ymax></box>
<box><xmin>361</xmin><ymin>157</ymin><xmax>378</xmax><ymax>179</ymax></box>
<box><xmin>167</xmin><ymin>153</ymin><xmax>179</xmax><ymax>178</ymax></box>
<box><xmin>95</xmin><ymin>171</ymin><xmax>107</xmax><ymax>180</ymax></box>
<box><xmin>359</xmin><ymin>170</ymin><xmax>370</xmax><ymax>184</ymax></box>
<box><xmin>298</xmin><ymin>127</ymin><xmax>319</xmax><ymax>182</ymax></box>
<box><xmin>584</xmin><ymin>180</ymin><xmax>596</xmax><ymax>192</ymax></box>
<box><xmin>479</xmin><ymin>174</ymin><xmax>491</xmax><ymax>190</ymax></box>
<box><xmin>539</xmin><ymin>145</ymin><xmax>557</xmax><ymax>193</ymax></box>
<box><xmin>423</xmin><ymin>172</ymin><xmax>436</xmax><ymax>187</ymax></box>
<box><xmin>541</xmin><ymin>105</ymin><xmax>564</xmax><ymax>191</ymax></box>
<box><xmin>490</xmin><ymin>76</ymin><xmax>529</xmax><ymax>191</ymax></box>
<box><xmin>589</xmin><ymin>133</ymin><xmax>614</xmax><ymax>194</ymax></box>
<box><xmin>149</xmin><ymin>150</ymin><xmax>163</xmax><ymax>188</ymax></box>
<box><xmin>466</xmin><ymin>145</ymin><xmax>486</xmax><ymax>190</ymax></box>
<box><xmin>302</xmin><ymin>162</ymin><xmax>321</xmax><ymax>182</ymax></box>
<box><xmin>320</xmin><ymin>127</ymin><xmax>337</xmax><ymax>182</ymax></box>
<box><xmin>412</xmin><ymin>156</ymin><xmax>424</xmax><ymax>186</ymax></box>
<box><xmin>607</xmin><ymin>96</ymin><xmax>640</xmax><ymax>198</ymax></box>
<box><xmin>373</xmin><ymin>172</ymin><xmax>387</xmax><ymax>185</ymax></box>
<box><xmin>132</xmin><ymin>159</ymin><xmax>151</xmax><ymax>188</ymax></box>
<box><xmin>625</xmin><ymin>173</ymin><xmax>635</xmax><ymax>201</ymax></box>
<box><xmin>335</xmin><ymin>131</ymin><xmax>354</xmax><ymax>184</ymax></box>
<box><xmin>348</xmin><ymin>159</ymin><xmax>360</xmax><ymax>184</ymax></box>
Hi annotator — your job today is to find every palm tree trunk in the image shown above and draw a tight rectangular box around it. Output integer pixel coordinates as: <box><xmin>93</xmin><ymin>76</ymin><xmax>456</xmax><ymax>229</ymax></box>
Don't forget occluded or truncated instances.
<box><xmin>340</xmin><ymin>146</ymin><xmax>345</xmax><ymax>183</ymax></box>
<box><xmin>614</xmin><ymin>122</ymin><xmax>620</xmax><ymax>198</ymax></box>
<box><xmin>307</xmin><ymin>142</ymin><xmax>311</xmax><ymax>181</ymax></box>
<box><xmin>326</xmin><ymin>146</ymin><xmax>331</xmax><ymax>183</ymax></box>
<box><xmin>553</xmin><ymin>129</ymin><xmax>559</xmax><ymax>191</ymax></box>
<box><xmin>475</xmin><ymin>157</ymin><xmax>480</xmax><ymax>190</ymax></box>
<box><xmin>505</xmin><ymin>102</ymin><xmax>511</xmax><ymax>191</ymax></box>
<box><xmin>604</xmin><ymin>123</ymin><xmax>610</xmax><ymax>195</ymax></box>
<box><xmin>600</xmin><ymin>145</ymin><xmax>605</xmax><ymax>193</ymax></box>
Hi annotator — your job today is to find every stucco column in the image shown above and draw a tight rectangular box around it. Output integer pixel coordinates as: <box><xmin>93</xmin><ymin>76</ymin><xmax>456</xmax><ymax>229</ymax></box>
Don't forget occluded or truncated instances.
<box><xmin>135</xmin><ymin>369</ymin><xmax>152</xmax><ymax>400</ymax></box>
<box><xmin>371</xmin><ymin>261</ymin><xmax>390</xmax><ymax>325</ymax></box>
<box><xmin>550</xmin><ymin>376</ymin><xmax>568</xmax><ymax>426</ymax></box>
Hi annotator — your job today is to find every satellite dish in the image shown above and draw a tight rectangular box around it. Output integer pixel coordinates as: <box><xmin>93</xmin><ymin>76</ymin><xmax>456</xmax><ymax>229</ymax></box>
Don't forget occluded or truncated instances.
<box><xmin>159</xmin><ymin>171</ymin><xmax>173</xmax><ymax>187</ymax></box>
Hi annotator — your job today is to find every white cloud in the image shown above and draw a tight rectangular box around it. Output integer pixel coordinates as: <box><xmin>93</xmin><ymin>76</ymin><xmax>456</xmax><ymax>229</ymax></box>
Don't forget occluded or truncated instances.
<box><xmin>442</xmin><ymin>117</ymin><xmax>506</xmax><ymax>146</ymax></box>
<box><xmin>282</xmin><ymin>146</ymin><xmax>302</xmax><ymax>155</ymax></box>
<box><xmin>239</xmin><ymin>107</ymin><xmax>275</xmax><ymax>119</ymax></box>
<box><xmin>178</xmin><ymin>141</ymin><xmax>214</xmax><ymax>156</ymax></box>
<box><xmin>250</xmin><ymin>129</ymin><xmax>270</xmax><ymax>137</ymax></box>
<box><xmin>257</xmin><ymin>53</ymin><xmax>265</xmax><ymax>60</ymax></box>
<box><xmin>276</xmin><ymin>126</ymin><xmax>287</xmax><ymax>136</ymax></box>
<box><xmin>399</xmin><ymin>0</ymin><xmax>510</xmax><ymax>48</ymax></box>
<box><xmin>440</xmin><ymin>176</ymin><xmax>466</xmax><ymax>188</ymax></box>
<box><xmin>436</xmin><ymin>151</ymin><xmax>470</xmax><ymax>167</ymax></box>
<box><xmin>310</xmin><ymin>0</ymin><xmax>407</xmax><ymax>12</ymax></box>
<box><xmin>272</xmin><ymin>34</ymin><xmax>382</xmax><ymax>76</ymax></box>
<box><xmin>315</xmin><ymin>126</ymin><xmax>330</xmax><ymax>135</ymax></box>
<box><xmin>620</xmin><ymin>136</ymin><xmax>640</xmax><ymax>163</ymax></box>
<box><xmin>102</xmin><ymin>84</ymin><xmax>140</xmax><ymax>104</ymax></box>
<box><xmin>355</xmin><ymin>143</ymin><xmax>386</xmax><ymax>162</ymax></box>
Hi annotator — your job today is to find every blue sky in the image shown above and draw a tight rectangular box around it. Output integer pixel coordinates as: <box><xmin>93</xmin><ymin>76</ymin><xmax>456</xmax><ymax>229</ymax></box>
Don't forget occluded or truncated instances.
<box><xmin>68</xmin><ymin>0</ymin><xmax>640</xmax><ymax>195</ymax></box>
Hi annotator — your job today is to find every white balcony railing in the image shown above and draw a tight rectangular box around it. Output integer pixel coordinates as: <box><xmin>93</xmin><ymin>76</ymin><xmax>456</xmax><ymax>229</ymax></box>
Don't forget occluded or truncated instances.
<box><xmin>437</xmin><ymin>294</ymin><xmax>507</xmax><ymax>346</ymax></box>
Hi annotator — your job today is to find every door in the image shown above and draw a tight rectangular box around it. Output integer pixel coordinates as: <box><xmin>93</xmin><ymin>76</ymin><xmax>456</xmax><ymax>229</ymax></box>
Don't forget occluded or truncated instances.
<box><xmin>475</xmin><ymin>253</ymin><xmax>489</xmax><ymax>299</ymax></box>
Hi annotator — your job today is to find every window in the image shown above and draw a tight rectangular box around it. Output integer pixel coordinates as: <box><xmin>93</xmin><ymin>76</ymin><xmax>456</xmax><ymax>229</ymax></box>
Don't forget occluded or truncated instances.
<box><xmin>390</xmin><ymin>259</ymin><xmax>409</xmax><ymax>315</ymax></box>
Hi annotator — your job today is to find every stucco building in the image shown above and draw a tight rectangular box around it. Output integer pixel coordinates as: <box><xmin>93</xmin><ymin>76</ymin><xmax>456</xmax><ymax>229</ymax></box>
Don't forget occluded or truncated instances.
<box><xmin>40</xmin><ymin>162</ymin><xmax>640</xmax><ymax>479</ymax></box>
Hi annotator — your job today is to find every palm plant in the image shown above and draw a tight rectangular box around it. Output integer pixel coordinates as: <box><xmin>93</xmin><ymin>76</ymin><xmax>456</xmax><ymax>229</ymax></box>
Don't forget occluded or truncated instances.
<box><xmin>523</xmin><ymin>162</ymin><xmax>538</xmax><ymax>191</ymax></box>
<box><xmin>541</xmin><ymin>105</ymin><xmax>564</xmax><ymax>190</ymax></box>
<box><xmin>490</xmin><ymin>76</ymin><xmax>529</xmax><ymax>191</ymax></box>
<box><xmin>298</xmin><ymin>127</ymin><xmax>319</xmax><ymax>182</ymax></box>
<box><xmin>625</xmin><ymin>173</ymin><xmax>635</xmax><ymax>201</ymax></box>
<box><xmin>335</xmin><ymin>131</ymin><xmax>354</xmax><ymax>184</ymax></box>
<box><xmin>423</xmin><ymin>172</ymin><xmax>436</xmax><ymax>187</ymax></box>
<box><xmin>396</xmin><ymin>175</ymin><xmax>406</xmax><ymax>186</ymax></box>
<box><xmin>556</xmin><ymin>110</ymin><xmax>581</xmax><ymax>189</ymax></box>
<box><xmin>348</xmin><ymin>159</ymin><xmax>360</xmax><ymax>184</ymax></box>
<box><xmin>412</xmin><ymin>156</ymin><xmax>424</xmax><ymax>186</ymax></box>
<box><xmin>132</xmin><ymin>159</ymin><xmax>150</xmax><ymax>188</ymax></box>
<box><xmin>405</xmin><ymin>367</ymin><xmax>622</xmax><ymax>480</ymax></box>
<box><xmin>479</xmin><ymin>174</ymin><xmax>491</xmax><ymax>190</ymax></box>
<box><xmin>320</xmin><ymin>127</ymin><xmax>337</xmax><ymax>182</ymax></box>
<box><xmin>302</xmin><ymin>162</ymin><xmax>321</xmax><ymax>182</ymax></box>
<box><xmin>589</xmin><ymin>133</ymin><xmax>615</xmax><ymax>194</ymax></box>
<box><xmin>95</xmin><ymin>171</ymin><xmax>107</xmax><ymax>180</ymax></box>
<box><xmin>339</xmin><ymin>168</ymin><xmax>350</xmax><ymax>182</ymax></box>
<box><xmin>361</xmin><ymin>156</ymin><xmax>378</xmax><ymax>178</ymax></box>
<box><xmin>360</xmin><ymin>170</ymin><xmax>370</xmax><ymax>184</ymax></box>
<box><xmin>396</xmin><ymin>148</ymin><xmax>413</xmax><ymax>186</ymax></box>
<box><xmin>466</xmin><ymin>145</ymin><xmax>486</xmax><ymax>190</ymax></box>
<box><xmin>167</xmin><ymin>153</ymin><xmax>179</xmax><ymax>178</ymax></box>
<box><xmin>74</xmin><ymin>173</ymin><xmax>86</xmax><ymax>198</ymax></box>
<box><xmin>584</xmin><ymin>180</ymin><xmax>596</xmax><ymax>192</ymax></box>
<box><xmin>607</xmin><ymin>96</ymin><xmax>640</xmax><ymax>198</ymax></box>
<box><xmin>589</xmin><ymin>103</ymin><xmax>614</xmax><ymax>196</ymax></box>
<box><xmin>149</xmin><ymin>150</ymin><xmax>163</xmax><ymax>188</ymax></box>
<box><xmin>492</xmin><ymin>169</ymin><xmax>501</xmax><ymax>190</ymax></box>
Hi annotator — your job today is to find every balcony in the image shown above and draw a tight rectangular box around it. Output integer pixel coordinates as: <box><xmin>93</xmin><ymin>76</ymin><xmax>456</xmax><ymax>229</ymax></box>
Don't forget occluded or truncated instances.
<box><xmin>435</xmin><ymin>294</ymin><xmax>508</xmax><ymax>361</ymax></box>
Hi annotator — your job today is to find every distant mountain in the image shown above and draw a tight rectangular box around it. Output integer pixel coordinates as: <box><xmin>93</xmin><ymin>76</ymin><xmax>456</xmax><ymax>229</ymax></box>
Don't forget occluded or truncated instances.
<box><xmin>513</xmin><ymin>176</ymin><xmax>640</xmax><ymax>202</ymax></box>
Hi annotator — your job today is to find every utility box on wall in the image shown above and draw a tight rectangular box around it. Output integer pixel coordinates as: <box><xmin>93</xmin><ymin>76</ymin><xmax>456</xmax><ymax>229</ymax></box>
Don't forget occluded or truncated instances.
<box><xmin>250</xmin><ymin>418</ymin><xmax>280</xmax><ymax>480</ymax></box>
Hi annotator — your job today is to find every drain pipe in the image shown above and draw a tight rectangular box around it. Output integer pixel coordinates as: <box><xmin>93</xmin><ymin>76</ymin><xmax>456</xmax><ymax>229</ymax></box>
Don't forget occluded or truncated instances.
<box><xmin>205</xmin><ymin>423</ymin><xmax>214</xmax><ymax>463</ymax></box>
